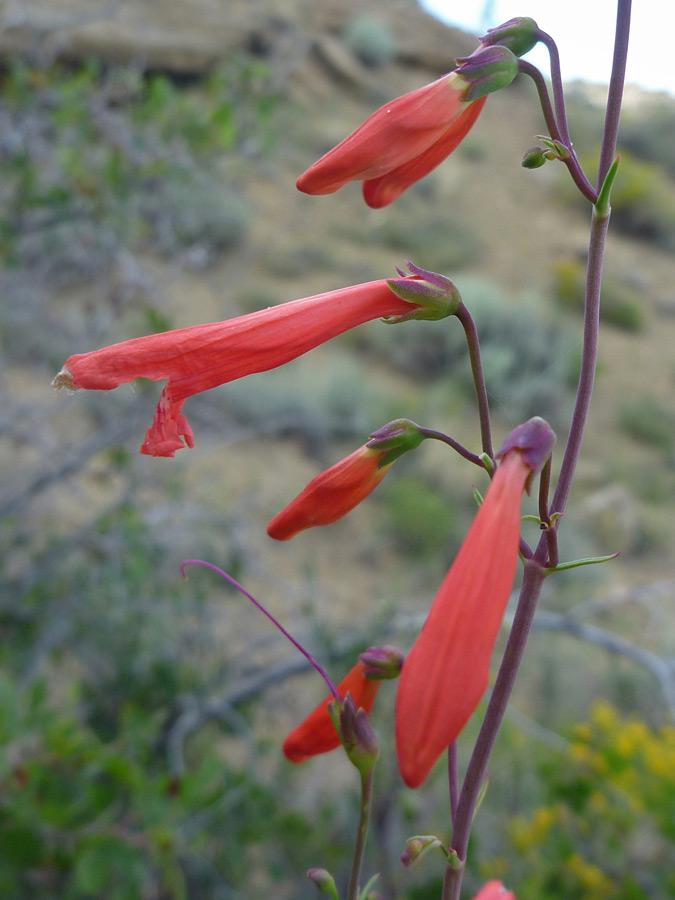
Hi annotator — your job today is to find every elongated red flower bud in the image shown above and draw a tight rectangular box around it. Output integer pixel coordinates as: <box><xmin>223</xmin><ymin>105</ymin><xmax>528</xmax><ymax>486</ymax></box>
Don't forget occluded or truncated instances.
<box><xmin>396</xmin><ymin>419</ymin><xmax>554</xmax><ymax>787</ymax></box>
<box><xmin>267</xmin><ymin>446</ymin><xmax>391</xmax><ymax>541</ymax></box>
<box><xmin>283</xmin><ymin>662</ymin><xmax>380</xmax><ymax>764</ymax></box>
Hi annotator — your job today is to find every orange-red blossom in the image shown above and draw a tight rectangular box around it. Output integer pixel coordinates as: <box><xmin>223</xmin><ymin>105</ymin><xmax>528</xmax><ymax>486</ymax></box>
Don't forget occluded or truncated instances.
<box><xmin>472</xmin><ymin>881</ymin><xmax>516</xmax><ymax>900</ymax></box>
<box><xmin>396</xmin><ymin>441</ymin><xmax>539</xmax><ymax>788</ymax></box>
<box><xmin>53</xmin><ymin>280</ymin><xmax>422</xmax><ymax>458</ymax></box>
<box><xmin>296</xmin><ymin>70</ymin><xmax>486</xmax><ymax>209</ymax></box>
<box><xmin>283</xmin><ymin>661</ymin><xmax>380</xmax><ymax>764</ymax></box>
<box><xmin>267</xmin><ymin>445</ymin><xmax>391</xmax><ymax>541</ymax></box>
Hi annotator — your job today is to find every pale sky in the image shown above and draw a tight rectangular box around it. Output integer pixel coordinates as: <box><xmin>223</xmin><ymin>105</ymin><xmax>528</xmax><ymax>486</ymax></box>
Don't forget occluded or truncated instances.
<box><xmin>419</xmin><ymin>1</ymin><xmax>675</xmax><ymax>96</ymax></box>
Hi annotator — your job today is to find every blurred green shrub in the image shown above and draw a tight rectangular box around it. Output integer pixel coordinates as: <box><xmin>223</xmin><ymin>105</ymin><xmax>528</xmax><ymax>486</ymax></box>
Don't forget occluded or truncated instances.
<box><xmin>617</xmin><ymin>395</ymin><xmax>675</xmax><ymax>457</ymax></box>
<box><xmin>381</xmin><ymin>473</ymin><xmax>466</xmax><ymax>560</ymax></box>
<box><xmin>0</xmin><ymin>56</ymin><xmax>279</xmax><ymax>269</ymax></box>
<box><xmin>495</xmin><ymin>703</ymin><xmax>675</xmax><ymax>900</ymax></box>
<box><xmin>620</xmin><ymin>98</ymin><xmax>675</xmax><ymax>177</ymax></box>
<box><xmin>553</xmin><ymin>258</ymin><xmax>646</xmax><ymax>331</ymax></box>
<box><xmin>363</xmin><ymin>278</ymin><xmax>576</xmax><ymax>427</ymax></box>
<box><xmin>557</xmin><ymin>150</ymin><xmax>675</xmax><ymax>250</ymax></box>
<box><xmin>343</xmin><ymin>15</ymin><xmax>397</xmax><ymax>68</ymax></box>
<box><xmin>370</xmin><ymin>211</ymin><xmax>481</xmax><ymax>271</ymax></box>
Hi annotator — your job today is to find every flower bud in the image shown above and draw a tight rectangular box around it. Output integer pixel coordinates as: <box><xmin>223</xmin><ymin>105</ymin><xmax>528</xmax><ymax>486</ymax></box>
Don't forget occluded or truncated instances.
<box><xmin>400</xmin><ymin>835</ymin><xmax>444</xmax><ymax>866</ymax></box>
<box><xmin>359</xmin><ymin>645</ymin><xmax>405</xmax><ymax>680</ymax></box>
<box><xmin>339</xmin><ymin>695</ymin><xmax>380</xmax><ymax>775</ymax></box>
<box><xmin>479</xmin><ymin>17</ymin><xmax>539</xmax><ymax>57</ymax></box>
<box><xmin>521</xmin><ymin>146</ymin><xmax>550</xmax><ymax>169</ymax></box>
<box><xmin>307</xmin><ymin>868</ymin><xmax>339</xmax><ymax>898</ymax></box>
<box><xmin>455</xmin><ymin>46</ymin><xmax>519</xmax><ymax>103</ymax></box>
<box><xmin>497</xmin><ymin>416</ymin><xmax>556</xmax><ymax>473</ymax></box>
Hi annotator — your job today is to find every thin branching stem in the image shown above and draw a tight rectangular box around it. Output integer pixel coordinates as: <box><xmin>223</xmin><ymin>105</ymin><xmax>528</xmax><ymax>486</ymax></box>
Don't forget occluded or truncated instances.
<box><xmin>518</xmin><ymin>60</ymin><xmax>597</xmax><ymax>203</ymax></box>
<box><xmin>455</xmin><ymin>303</ymin><xmax>493</xmax><ymax>461</ymax></box>
<box><xmin>347</xmin><ymin>770</ymin><xmax>374</xmax><ymax>900</ymax></box>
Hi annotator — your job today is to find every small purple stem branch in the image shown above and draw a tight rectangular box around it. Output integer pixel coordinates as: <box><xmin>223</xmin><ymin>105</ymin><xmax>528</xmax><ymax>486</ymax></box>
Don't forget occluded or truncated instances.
<box><xmin>418</xmin><ymin>427</ymin><xmax>485</xmax><ymax>468</ymax></box>
<box><xmin>535</xmin><ymin>29</ymin><xmax>571</xmax><ymax>145</ymax></box>
<box><xmin>518</xmin><ymin>60</ymin><xmax>597</xmax><ymax>203</ymax></box>
<box><xmin>347</xmin><ymin>770</ymin><xmax>375</xmax><ymax>900</ymax></box>
<box><xmin>447</xmin><ymin>742</ymin><xmax>459</xmax><ymax>827</ymax></box>
<box><xmin>536</xmin><ymin>457</ymin><xmax>558</xmax><ymax>567</ymax></box>
<box><xmin>180</xmin><ymin>560</ymin><xmax>341</xmax><ymax>702</ymax></box>
<box><xmin>455</xmin><ymin>303</ymin><xmax>494</xmax><ymax>461</ymax></box>
<box><xmin>441</xmin><ymin>561</ymin><xmax>547</xmax><ymax>900</ymax></box>
<box><xmin>598</xmin><ymin>0</ymin><xmax>631</xmax><ymax>186</ymax></box>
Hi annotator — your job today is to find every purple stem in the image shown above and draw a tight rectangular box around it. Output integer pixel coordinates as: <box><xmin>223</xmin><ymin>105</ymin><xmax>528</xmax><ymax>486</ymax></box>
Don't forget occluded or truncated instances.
<box><xmin>440</xmin><ymin>5</ymin><xmax>633</xmax><ymax>896</ymax></box>
<box><xmin>536</xmin><ymin>29</ymin><xmax>571</xmax><ymax>146</ymax></box>
<box><xmin>347</xmin><ymin>771</ymin><xmax>375</xmax><ymax>900</ymax></box>
<box><xmin>545</xmin><ymin>0</ymin><xmax>631</xmax><ymax>528</ymax></box>
<box><xmin>180</xmin><ymin>560</ymin><xmax>341</xmax><ymax>702</ymax></box>
<box><xmin>455</xmin><ymin>303</ymin><xmax>494</xmax><ymax>461</ymax></box>
<box><xmin>518</xmin><ymin>60</ymin><xmax>597</xmax><ymax>203</ymax></box>
<box><xmin>418</xmin><ymin>427</ymin><xmax>485</xmax><ymax>468</ymax></box>
<box><xmin>447</xmin><ymin>742</ymin><xmax>459</xmax><ymax>826</ymax></box>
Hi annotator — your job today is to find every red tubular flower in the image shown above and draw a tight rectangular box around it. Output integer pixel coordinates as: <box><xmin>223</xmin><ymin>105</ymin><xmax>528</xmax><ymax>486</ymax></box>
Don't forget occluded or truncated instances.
<box><xmin>296</xmin><ymin>71</ymin><xmax>486</xmax><ymax>209</ymax></box>
<box><xmin>267</xmin><ymin>446</ymin><xmax>391</xmax><ymax>541</ymax></box>
<box><xmin>472</xmin><ymin>881</ymin><xmax>516</xmax><ymax>900</ymax></box>
<box><xmin>283</xmin><ymin>662</ymin><xmax>380</xmax><ymax>764</ymax></box>
<box><xmin>395</xmin><ymin>449</ymin><xmax>531</xmax><ymax>788</ymax></box>
<box><xmin>53</xmin><ymin>281</ymin><xmax>420</xmax><ymax>458</ymax></box>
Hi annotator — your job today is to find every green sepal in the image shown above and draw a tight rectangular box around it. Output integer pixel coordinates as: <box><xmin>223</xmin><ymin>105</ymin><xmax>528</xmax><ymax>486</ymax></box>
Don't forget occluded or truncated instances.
<box><xmin>480</xmin><ymin>17</ymin><xmax>539</xmax><ymax>58</ymax></box>
<box><xmin>547</xmin><ymin>551</ymin><xmax>620</xmax><ymax>574</ymax></box>
<box><xmin>358</xmin><ymin>873</ymin><xmax>381</xmax><ymax>900</ymax></box>
<box><xmin>594</xmin><ymin>156</ymin><xmax>620</xmax><ymax>220</ymax></box>
<box><xmin>536</xmin><ymin>135</ymin><xmax>571</xmax><ymax>160</ymax></box>
<box><xmin>446</xmin><ymin>848</ymin><xmax>464</xmax><ymax>871</ymax></box>
<box><xmin>479</xmin><ymin>452</ymin><xmax>495</xmax><ymax>475</ymax></box>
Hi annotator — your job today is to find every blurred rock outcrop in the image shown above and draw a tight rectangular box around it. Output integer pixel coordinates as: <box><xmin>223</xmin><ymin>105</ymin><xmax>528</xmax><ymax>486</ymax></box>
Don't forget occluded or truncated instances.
<box><xmin>0</xmin><ymin>0</ymin><xmax>474</xmax><ymax>77</ymax></box>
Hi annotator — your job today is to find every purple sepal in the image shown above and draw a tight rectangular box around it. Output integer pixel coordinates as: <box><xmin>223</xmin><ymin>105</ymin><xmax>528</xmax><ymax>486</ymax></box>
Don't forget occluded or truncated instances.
<box><xmin>359</xmin><ymin>644</ymin><xmax>405</xmax><ymax>680</ymax></box>
<box><xmin>497</xmin><ymin>416</ymin><xmax>556</xmax><ymax>472</ymax></box>
<box><xmin>479</xmin><ymin>17</ymin><xmax>539</xmax><ymax>58</ymax></box>
<box><xmin>455</xmin><ymin>45</ymin><xmax>519</xmax><ymax>103</ymax></box>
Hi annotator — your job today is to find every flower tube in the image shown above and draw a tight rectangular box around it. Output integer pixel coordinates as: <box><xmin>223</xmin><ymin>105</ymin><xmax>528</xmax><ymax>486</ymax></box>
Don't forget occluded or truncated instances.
<box><xmin>53</xmin><ymin>280</ymin><xmax>423</xmax><ymax>458</ymax></box>
<box><xmin>396</xmin><ymin>418</ymin><xmax>555</xmax><ymax>788</ymax></box>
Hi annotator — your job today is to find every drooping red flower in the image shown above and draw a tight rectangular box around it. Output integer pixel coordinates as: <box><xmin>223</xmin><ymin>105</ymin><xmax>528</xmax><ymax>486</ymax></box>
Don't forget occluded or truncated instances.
<box><xmin>472</xmin><ymin>881</ymin><xmax>516</xmax><ymax>900</ymax></box>
<box><xmin>267</xmin><ymin>445</ymin><xmax>391</xmax><ymax>541</ymax></box>
<box><xmin>296</xmin><ymin>71</ymin><xmax>486</xmax><ymax>208</ymax></box>
<box><xmin>283</xmin><ymin>662</ymin><xmax>380</xmax><ymax>764</ymax></box>
<box><xmin>53</xmin><ymin>281</ymin><xmax>421</xmax><ymax>458</ymax></box>
<box><xmin>395</xmin><ymin>449</ymin><xmax>531</xmax><ymax>788</ymax></box>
